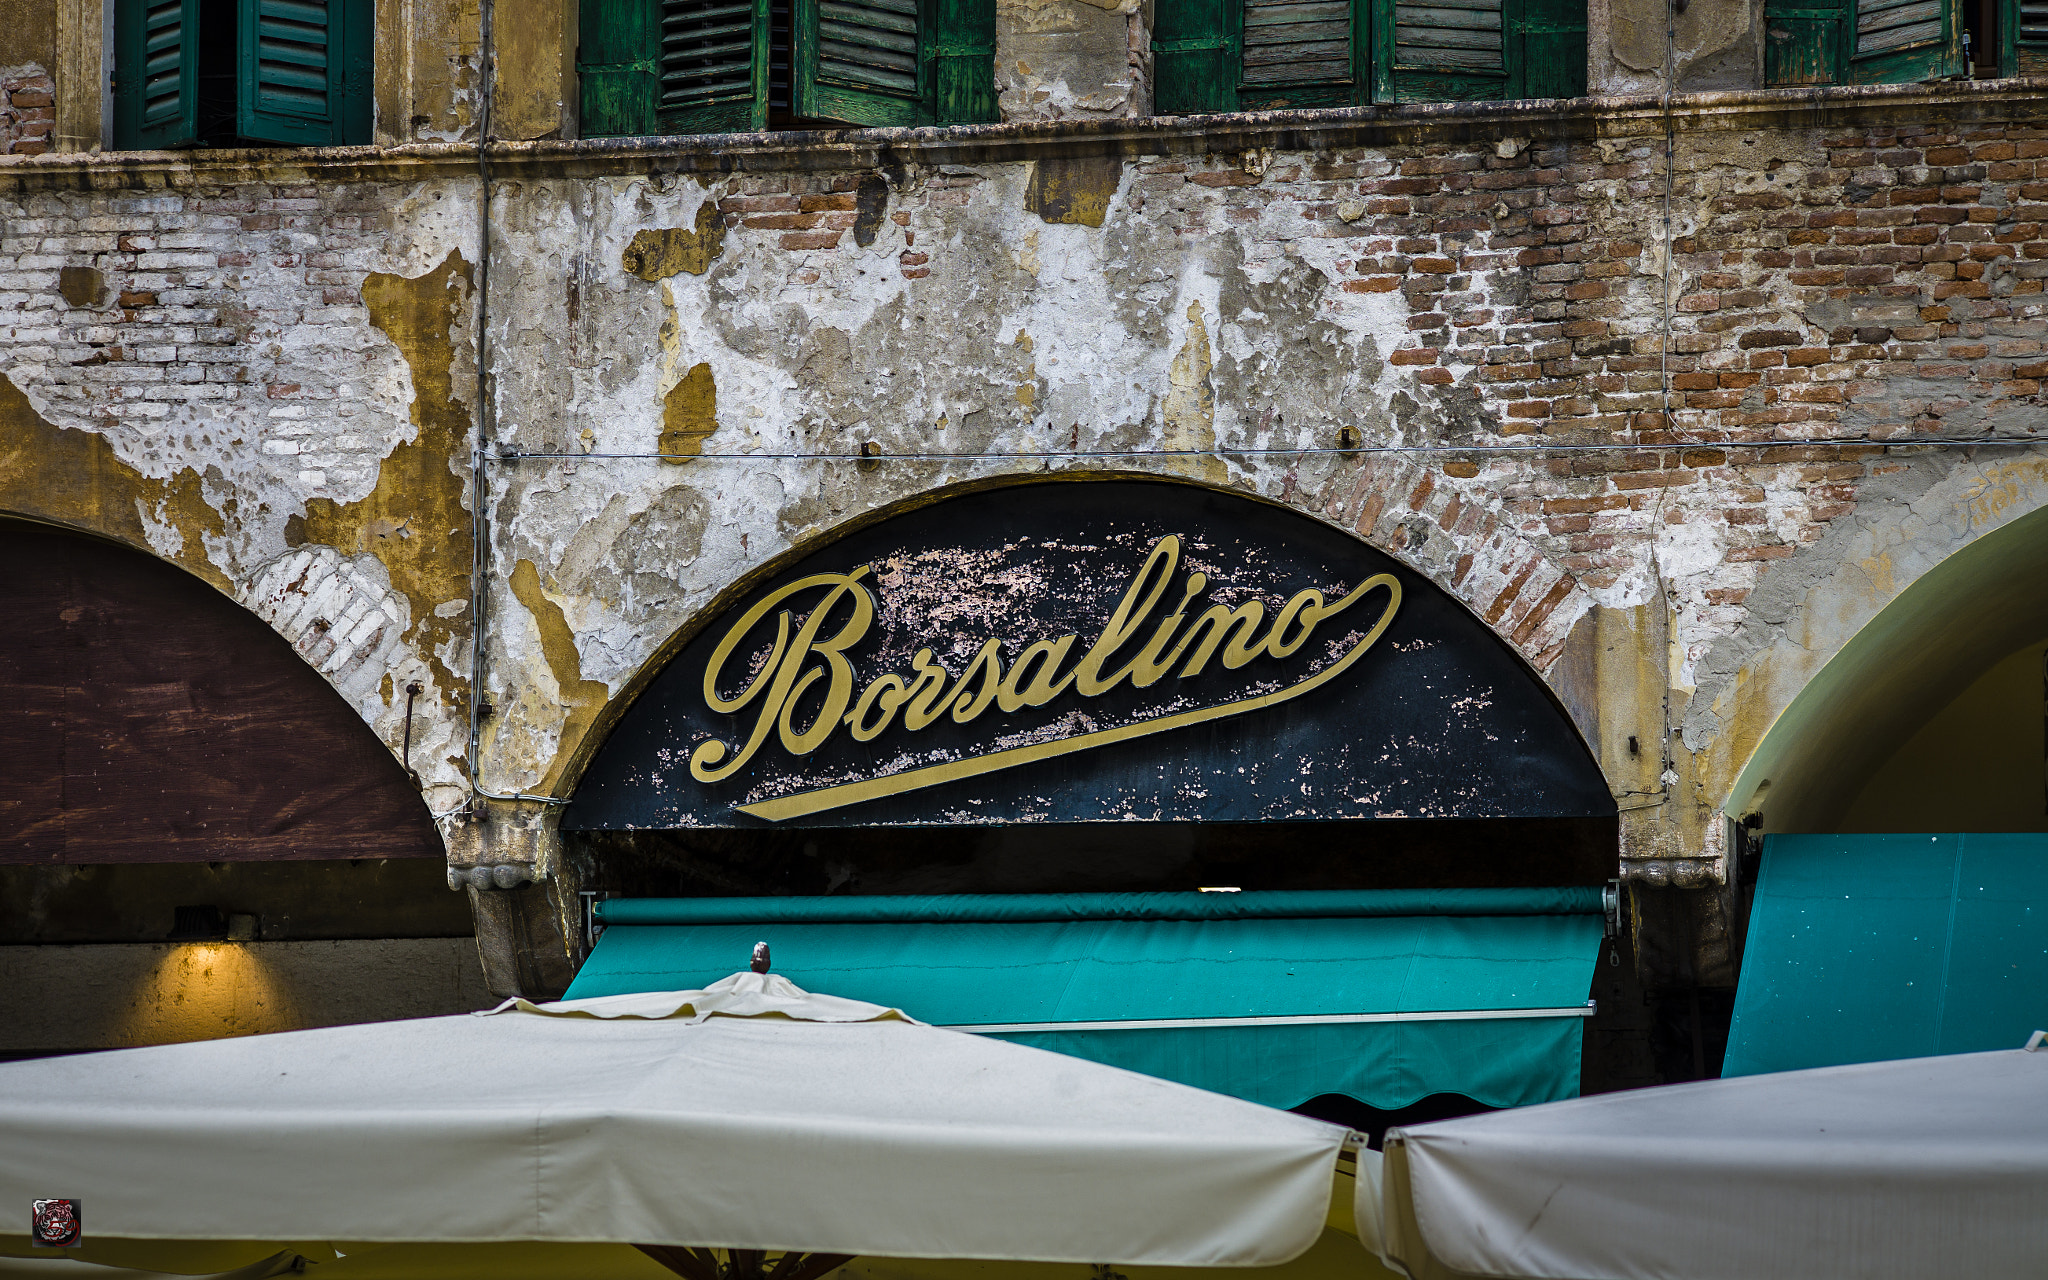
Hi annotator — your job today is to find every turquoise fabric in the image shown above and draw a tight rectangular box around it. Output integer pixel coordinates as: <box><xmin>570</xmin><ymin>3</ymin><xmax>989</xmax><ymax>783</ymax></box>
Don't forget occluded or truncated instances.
<box><xmin>567</xmin><ymin>904</ymin><xmax>1603</xmax><ymax>1111</ymax></box>
<box><xmin>595</xmin><ymin>886</ymin><xmax>1605</xmax><ymax>926</ymax></box>
<box><xmin>1725</xmin><ymin>833</ymin><xmax>2048</xmax><ymax>1077</ymax></box>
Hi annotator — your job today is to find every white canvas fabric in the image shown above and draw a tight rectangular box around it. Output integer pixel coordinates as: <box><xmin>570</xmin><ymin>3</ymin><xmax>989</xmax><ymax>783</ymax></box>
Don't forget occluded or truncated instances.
<box><xmin>0</xmin><ymin>973</ymin><xmax>1347</xmax><ymax>1267</ymax></box>
<box><xmin>1358</xmin><ymin>1046</ymin><xmax>2048</xmax><ymax>1280</ymax></box>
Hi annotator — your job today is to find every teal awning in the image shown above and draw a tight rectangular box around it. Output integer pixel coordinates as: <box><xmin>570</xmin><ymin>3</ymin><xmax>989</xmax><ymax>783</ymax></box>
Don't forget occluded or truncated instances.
<box><xmin>569</xmin><ymin>888</ymin><xmax>1605</xmax><ymax>1111</ymax></box>
<box><xmin>1726</xmin><ymin>833</ymin><xmax>2048</xmax><ymax>1077</ymax></box>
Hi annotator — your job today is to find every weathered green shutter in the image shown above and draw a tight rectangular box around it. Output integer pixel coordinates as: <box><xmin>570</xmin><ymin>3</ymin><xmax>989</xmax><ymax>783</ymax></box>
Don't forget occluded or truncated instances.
<box><xmin>1152</xmin><ymin>0</ymin><xmax>1239</xmax><ymax>113</ymax></box>
<box><xmin>1764</xmin><ymin>0</ymin><xmax>1848</xmax><ymax>84</ymax></box>
<box><xmin>1848</xmin><ymin>0</ymin><xmax>1962</xmax><ymax>81</ymax></box>
<box><xmin>794</xmin><ymin>0</ymin><xmax>924</xmax><ymax>127</ymax></box>
<box><xmin>113</xmin><ymin>0</ymin><xmax>201</xmax><ymax>149</ymax></box>
<box><xmin>581</xmin><ymin>0</ymin><xmax>660</xmax><ymax>135</ymax></box>
<box><xmin>235</xmin><ymin>0</ymin><xmax>370</xmax><ymax>145</ymax></box>
<box><xmin>656</xmin><ymin>0</ymin><xmax>773</xmax><ymax>132</ymax></box>
<box><xmin>1239</xmin><ymin>0</ymin><xmax>1365</xmax><ymax>109</ymax></box>
<box><xmin>1383</xmin><ymin>0</ymin><xmax>1508</xmax><ymax>100</ymax></box>
<box><xmin>2002</xmin><ymin>0</ymin><xmax>2048</xmax><ymax>73</ymax></box>
<box><xmin>1510</xmin><ymin>0</ymin><xmax>1586</xmax><ymax>96</ymax></box>
<box><xmin>929</xmin><ymin>0</ymin><xmax>998</xmax><ymax>123</ymax></box>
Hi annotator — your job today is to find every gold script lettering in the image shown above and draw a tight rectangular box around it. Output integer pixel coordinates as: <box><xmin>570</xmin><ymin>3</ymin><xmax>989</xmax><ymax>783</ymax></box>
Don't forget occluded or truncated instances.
<box><xmin>689</xmin><ymin>567</ymin><xmax>873</xmax><ymax>783</ymax></box>
<box><xmin>738</xmin><ymin>571</ymin><xmax>1403</xmax><ymax>821</ymax></box>
<box><xmin>687</xmin><ymin>535</ymin><xmax>1405</xmax><ymax>819</ymax></box>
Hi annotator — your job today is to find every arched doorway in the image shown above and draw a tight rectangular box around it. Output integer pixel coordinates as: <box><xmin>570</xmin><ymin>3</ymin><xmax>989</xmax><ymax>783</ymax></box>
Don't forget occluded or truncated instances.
<box><xmin>559</xmin><ymin>477</ymin><xmax>1621</xmax><ymax>1133</ymax></box>
<box><xmin>1722</xmin><ymin>504</ymin><xmax>2048</xmax><ymax>1077</ymax></box>
<box><xmin>1729</xmin><ymin>502</ymin><xmax>2048</xmax><ymax>836</ymax></box>
<box><xmin>566</xmin><ymin>477</ymin><xmax>1615</xmax><ymax>889</ymax></box>
<box><xmin>0</xmin><ymin>520</ymin><xmax>482</xmax><ymax>1055</ymax></box>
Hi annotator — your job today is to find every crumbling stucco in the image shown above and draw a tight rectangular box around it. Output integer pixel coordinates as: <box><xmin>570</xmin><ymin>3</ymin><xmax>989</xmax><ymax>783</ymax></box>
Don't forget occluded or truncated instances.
<box><xmin>291</xmin><ymin>251</ymin><xmax>476</xmax><ymax>712</ymax></box>
<box><xmin>2</xmin><ymin>88</ymin><xmax>2044</xmax><ymax>947</ymax></box>
<box><xmin>622</xmin><ymin>204</ymin><xmax>728</xmax><ymax>282</ymax></box>
<box><xmin>0</xmin><ymin>373</ymin><xmax>229</xmax><ymax>590</ymax></box>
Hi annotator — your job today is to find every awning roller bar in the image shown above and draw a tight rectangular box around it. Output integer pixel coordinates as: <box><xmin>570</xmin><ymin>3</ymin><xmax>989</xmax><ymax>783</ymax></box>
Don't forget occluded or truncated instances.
<box><xmin>947</xmin><ymin>1002</ymin><xmax>1598</xmax><ymax>1034</ymax></box>
<box><xmin>594</xmin><ymin>886</ymin><xmax>1605</xmax><ymax>928</ymax></box>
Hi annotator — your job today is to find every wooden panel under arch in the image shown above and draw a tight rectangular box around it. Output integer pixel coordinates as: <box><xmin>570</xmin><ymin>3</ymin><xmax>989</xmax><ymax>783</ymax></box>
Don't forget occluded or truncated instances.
<box><xmin>0</xmin><ymin>522</ymin><xmax>442</xmax><ymax>864</ymax></box>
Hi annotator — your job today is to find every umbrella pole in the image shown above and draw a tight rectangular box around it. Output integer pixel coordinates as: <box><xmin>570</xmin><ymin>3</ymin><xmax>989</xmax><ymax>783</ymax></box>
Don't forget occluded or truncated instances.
<box><xmin>637</xmin><ymin>1245</ymin><xmax>856</xmax><ymax>1280</ymax></box>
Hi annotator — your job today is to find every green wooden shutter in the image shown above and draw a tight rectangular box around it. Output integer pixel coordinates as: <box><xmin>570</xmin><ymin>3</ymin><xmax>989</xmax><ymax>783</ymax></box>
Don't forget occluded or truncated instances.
<box><xmin>1848</xmin><ymin>0</ymin><xmax>1962</xmax><ymax>81</ymax></box>
<box><xmin>235</xmin><ymin>0</ymin><xmax>371</xmax><ymax>145</ymax></box>
<box><xmin>929</xmin><ymin>0</ymin><xmax>998</xmax><ymax>123</ymax></box>
<box><xmin>794</xmin><ymin>0</ymin><xmax>925</xmax><ymax>126</ymax></box>
<box><xmin>2005</xmin><ymin>0</ymin><xmax>2048</xmax><ymax>73</ymax></box>
<box><xmin>1510</xmin><ymin>0</ymin><xmax>1586</xmax><ymax>96</ymax></box>
<box><xmin>657</xmin><ymin>0</ymin><xmax>773</xmax><ymax>132</ymax></box>
<box><xmin>1152</xmin><ymin>0</ymin><xmax>1239</xmax><ymax>114</ymax></box>
<box><xmin>1764</xmin><ymin>0</ymin><xmax>1849</xmax><ymax>84</ymax></box>
<box><xmin>1383</xmin><ymin>0</ymin><xmax>1509</xmax><ymax>100</ymax></box>
<box><xmin>1239</xmin><ymin>0</ymin><xmax>1365</xmax><ymax>109</ymax></box>
<box><xmin>581</xmin><ymin>0</ymin><xmax>660</xmax><ymax>135</ymax></box>
<box><xmin>113</xmin><ymin>0</ymin><xmax>200</xmax><ymax>149</ymax></box>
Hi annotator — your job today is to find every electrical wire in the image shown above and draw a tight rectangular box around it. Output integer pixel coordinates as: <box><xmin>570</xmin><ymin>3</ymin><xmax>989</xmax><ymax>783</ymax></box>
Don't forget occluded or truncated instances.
<box><xmin>485</xmin><ymin>436</ymin><xmax>2046</xmax><ymax>463</ymax></box>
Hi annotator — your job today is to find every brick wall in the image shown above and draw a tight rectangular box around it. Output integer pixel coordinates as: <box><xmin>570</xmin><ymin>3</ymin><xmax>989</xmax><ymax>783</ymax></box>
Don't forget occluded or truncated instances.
<box><xmin>4</xmin><ymin>93</ymin><xmax>2047</xmax><ymax>867</ymax></box>
<box><xmin>1</xmin><ymin>181</ymin><xmax>427</xmax><ymax>492</ymax></box>
<box><xmin>1</xmin><ymin>65</ymin><xmax>54</xmax><ymax>156</ymax></box>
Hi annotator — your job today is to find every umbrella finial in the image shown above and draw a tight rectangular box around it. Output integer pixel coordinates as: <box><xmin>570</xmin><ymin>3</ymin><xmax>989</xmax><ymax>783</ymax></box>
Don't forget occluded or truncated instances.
<box><xmin>751</xmin><ymin>941</ymin><xmax>771</xmax><ymax>973</ymax></box>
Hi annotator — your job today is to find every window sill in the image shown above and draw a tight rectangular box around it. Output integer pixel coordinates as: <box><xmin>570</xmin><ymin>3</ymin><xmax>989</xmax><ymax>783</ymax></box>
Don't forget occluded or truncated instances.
<box><xmin>4</xmin><ymin>76</ymin><xmax>2045</xmax><ymax>187</ymax></box>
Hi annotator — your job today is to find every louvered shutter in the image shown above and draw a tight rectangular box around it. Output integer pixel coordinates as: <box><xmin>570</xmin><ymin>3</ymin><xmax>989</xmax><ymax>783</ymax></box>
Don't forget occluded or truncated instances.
<box><xmin>235</xmin><ymin>0</ymin><xmax>372</xmax><ymax>145</ymax></box>
<box><xmin>1152</xmin><ymin>0</ymin><xmax>1239</xmax><ymax>113</ymax></box>
<box><xmin>1239</xmin><ymin>0</ymin><xmax>1365</xmax><ymax>109</ymax></box>
<box><xmin>1847</xmin><ymin>0</ymin><xmax>1962</xmax><ymax>81</ymax></box>
<box><xmin>794</xmin><ymin>0</ymin><xmax>925</xmax><ymax>126</ymax></box>
<box><xmin>2021</xmin><ymin>0</ymin><xmax>2048</xmax><ymax>74</ymax></box>
<box><xmin>1384</xmin><ymin>0</ymin><xmax>1509</xmax><ymax>100</ymax></box>
<box><xmin>657</xmin><ymin>0</ymin><xmax>773</xmax><ymax>132</ymax></box>
<box><xmin>114</xmin><ymin>0</ymin><xmax>200</xmax><ymax>149</ymax></box>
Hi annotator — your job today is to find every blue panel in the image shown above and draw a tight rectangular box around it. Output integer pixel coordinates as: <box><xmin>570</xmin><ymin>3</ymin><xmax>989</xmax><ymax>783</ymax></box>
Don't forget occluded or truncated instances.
<box><xmin>568</xmin><ymin>906</ymin><xmax>1602</xmax><ymax>1110</ymax></box>
<box><xmin>1940</xmin><ymin>834</ymin><xmax>2048</xmax><ymax>1055</ymax></box>
<box><xmin>1726</xmin><ymin>833</ymin><xmax>2048</xmax><ymax>1077</ymax></box>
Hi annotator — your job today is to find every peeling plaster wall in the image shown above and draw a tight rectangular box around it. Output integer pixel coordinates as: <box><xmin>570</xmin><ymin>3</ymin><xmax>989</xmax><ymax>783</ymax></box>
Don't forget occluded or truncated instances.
<box><xmin>3</xmin><ymin>88</ymin><xmax>2048</xmax><ymax>993</ymax></box>
<box><xmin>0</xmin><ymin>169</ymin><xmax>483</xmax><ymax>817</ymax></box>
<box><xmin>997</xmin><ymin>0</ymin><xmax>1147</xmax><ymax>123</ymax></box>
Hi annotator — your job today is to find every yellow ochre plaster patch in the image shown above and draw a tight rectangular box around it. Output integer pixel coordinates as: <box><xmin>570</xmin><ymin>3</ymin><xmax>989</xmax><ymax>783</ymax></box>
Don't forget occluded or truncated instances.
<box><xmin>661</xmin><ymin>362</ymin><xmax>718</xmax><ymax>461</ymax></box>
<box><xmin>622</xmin><ymin>203</ymin><xmax>728</xmax><ymax>282</ymax></box>
<box><xmin>289</xmin><ymin>250</ymin><xmax>475</xmax><ymax>705</ymax></box>
<box><xmin>0</xmin><ymin>373</ymin><xmax>228</xmax><ymax>589</ymax></box>
<box><xmin>509</xmin><ymin>557</ymin><xmax>609</xmax><ymax>792</ymax></box>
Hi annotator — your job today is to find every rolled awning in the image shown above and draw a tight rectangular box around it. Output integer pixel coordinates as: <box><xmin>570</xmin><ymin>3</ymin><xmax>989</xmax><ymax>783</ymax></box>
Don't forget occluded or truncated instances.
<box><xmin>570</xmin><ymin>888</ymin><xmax>1606</xmax><ymax>1111</ymax></box>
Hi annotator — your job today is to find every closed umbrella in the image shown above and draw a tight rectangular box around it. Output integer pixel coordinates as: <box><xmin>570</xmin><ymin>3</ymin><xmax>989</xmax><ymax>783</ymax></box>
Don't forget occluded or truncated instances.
<box><xmin>0</xmin><ymin>972</ymin><xmax>1351</xmax><ymax>1271</ymax></box>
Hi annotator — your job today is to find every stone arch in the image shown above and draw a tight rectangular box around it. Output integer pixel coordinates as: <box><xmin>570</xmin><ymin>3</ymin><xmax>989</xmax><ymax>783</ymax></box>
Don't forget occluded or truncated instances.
<box><xmin>547</xmin><ymin>466</ymin><xmax>1601</xmax><ymax>806</ymax></box>
<box><xmin>1681</xmin><ymin>450</ymin><xmax>2048</xmax><ymax>832</ymax></box>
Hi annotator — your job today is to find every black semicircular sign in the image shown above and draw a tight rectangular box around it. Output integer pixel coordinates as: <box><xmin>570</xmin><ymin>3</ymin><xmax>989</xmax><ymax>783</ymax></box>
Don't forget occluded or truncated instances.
<box><xmin>565</xmin><ymin>479</ymin><xmax>1614</xmax><ymax>829</ymax></box>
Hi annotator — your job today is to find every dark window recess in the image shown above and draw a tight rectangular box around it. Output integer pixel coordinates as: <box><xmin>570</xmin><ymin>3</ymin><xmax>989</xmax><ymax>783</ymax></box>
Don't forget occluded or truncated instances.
<box><xmin>1152</xmin><ymin>0</ymin><xmax>1580</xmax><ymax>110</ymax></box>
<box><xmin>581</xmin><ymin>0</ymin><xmax>995</xmax><ymax>137</ymax></box>
<box><xmin>113</xmin><ymin>0</ymin><xmax>370</xmax><ymax>148</ymax></box>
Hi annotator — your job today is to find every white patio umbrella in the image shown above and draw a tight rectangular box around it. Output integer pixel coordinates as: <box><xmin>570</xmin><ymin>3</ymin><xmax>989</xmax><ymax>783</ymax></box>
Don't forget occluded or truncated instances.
<box><xmin>0</xmin><ymin>972</ymin><xmax>1352</xmax><ymax>1271</ymax></box>
<box><xmin>1352</xmin><ymin>1043</ymin><xmax>2048</xmax><ymax>1280</ymax></box>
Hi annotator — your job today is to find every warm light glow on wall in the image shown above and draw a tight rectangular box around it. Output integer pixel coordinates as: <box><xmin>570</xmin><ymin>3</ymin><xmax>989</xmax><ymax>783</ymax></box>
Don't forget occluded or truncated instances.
<box><xmin>118</xmin><ymin>942</ymin><xmax>299</xmax><ymax>1045</ymax></box>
